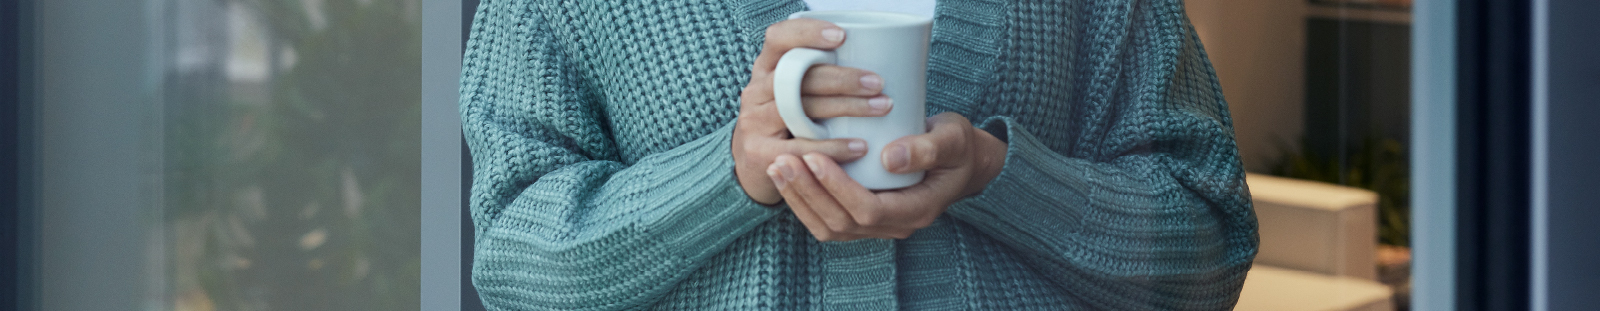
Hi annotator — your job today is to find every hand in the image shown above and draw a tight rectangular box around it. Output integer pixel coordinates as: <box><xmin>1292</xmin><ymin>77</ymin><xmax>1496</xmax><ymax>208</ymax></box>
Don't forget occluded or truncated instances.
<box><xmin>735</xmin><ymin>18</ymin><xmax>897</xmax><ymax>205</ymax></box>
<box><xmin>766</xmin><ymin>112</ymin><xmax>1007</xmax><ymax>241</ymax></box>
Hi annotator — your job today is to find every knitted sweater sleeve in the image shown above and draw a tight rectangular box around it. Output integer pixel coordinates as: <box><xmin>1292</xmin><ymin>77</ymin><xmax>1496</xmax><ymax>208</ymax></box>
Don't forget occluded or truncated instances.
<box><xmin>459</xmin><ymin>1</ymin><xmax>777</xmax><ymax>309</ymax></box>
<box><xmin>946</xmin><ymin>17</ymin><xmax>1259</xmax><ymax>310</ymax></box>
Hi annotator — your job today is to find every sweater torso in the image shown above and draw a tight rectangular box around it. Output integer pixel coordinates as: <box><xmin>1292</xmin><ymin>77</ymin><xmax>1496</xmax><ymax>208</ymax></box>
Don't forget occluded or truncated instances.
<box><xmin>462</xmin><ymin>0</ymin><xmax>1255</xmax><ymax>309</ymax></box>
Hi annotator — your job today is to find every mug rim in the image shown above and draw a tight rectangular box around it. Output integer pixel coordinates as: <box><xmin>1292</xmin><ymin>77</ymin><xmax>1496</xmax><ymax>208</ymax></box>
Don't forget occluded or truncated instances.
<box><xmin>787</xmin><ymin>10</ymin><xmax>933</xmax><ymax>29</ymax></box>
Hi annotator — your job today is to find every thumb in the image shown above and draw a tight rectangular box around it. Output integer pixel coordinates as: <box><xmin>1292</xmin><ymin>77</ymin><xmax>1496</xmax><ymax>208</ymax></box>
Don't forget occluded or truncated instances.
<box><xmin>882</xmin><ymin>113</ymin><xmax>970</xmax><ymax>173</ymax></box>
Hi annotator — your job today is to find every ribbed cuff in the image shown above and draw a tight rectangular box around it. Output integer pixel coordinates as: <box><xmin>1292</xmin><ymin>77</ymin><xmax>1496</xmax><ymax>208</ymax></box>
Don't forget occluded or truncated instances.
<box><xmin>650</xmin><ymin>121</ymin><xmax>783</xmax><ymax>260</ymax></box>
<box><xmin>949</xmin><ymin>116</ymin><xmax>1089</xmax><ymax>249</ymax></box>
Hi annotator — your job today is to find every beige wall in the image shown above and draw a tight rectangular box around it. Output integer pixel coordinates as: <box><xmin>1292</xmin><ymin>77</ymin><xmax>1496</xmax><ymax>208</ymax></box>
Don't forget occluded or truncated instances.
<box><xmin>1185</xmin><ymin>0</ymin><xmax>1307</xmax><ymax>172</ymax></box>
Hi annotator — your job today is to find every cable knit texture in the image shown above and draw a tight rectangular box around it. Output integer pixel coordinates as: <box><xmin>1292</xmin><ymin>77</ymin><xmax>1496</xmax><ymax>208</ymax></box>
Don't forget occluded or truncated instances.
<box><xmin>460</xmin><ymin>0</ymin><xmax>1258</xmax><ymax>309</ymax></box>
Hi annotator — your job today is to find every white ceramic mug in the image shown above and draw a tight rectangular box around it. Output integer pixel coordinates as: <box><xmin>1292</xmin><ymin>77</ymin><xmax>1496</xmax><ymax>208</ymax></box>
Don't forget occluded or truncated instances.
<box><xmin>773</xmin><ymin>11</ymin><xmax>933</xmax><ymax>190</ymax></box>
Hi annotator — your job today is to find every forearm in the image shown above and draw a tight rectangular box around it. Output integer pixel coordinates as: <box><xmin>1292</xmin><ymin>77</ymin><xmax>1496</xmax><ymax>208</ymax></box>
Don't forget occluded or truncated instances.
<box><xmin>946</xmin><ymin>116</ymin><xmax>1257</xmax><ymax>309</ymax></box>
<box><xmin>470</xmin><ymin>122</ymin><xmax>782</xmax><ymax>310</ymax></box>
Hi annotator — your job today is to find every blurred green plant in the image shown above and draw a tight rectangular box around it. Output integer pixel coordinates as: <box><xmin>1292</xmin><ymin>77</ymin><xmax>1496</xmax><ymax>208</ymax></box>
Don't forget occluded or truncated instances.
<box><xmin>164</xmin><ymin>0</ymin><xmax>419</xmax><ymax>310</ymax></box>
<box><xmin>1268</xmin><ymin>137</ymin><xmax>1411</xmax><ymax>247</ymax></box>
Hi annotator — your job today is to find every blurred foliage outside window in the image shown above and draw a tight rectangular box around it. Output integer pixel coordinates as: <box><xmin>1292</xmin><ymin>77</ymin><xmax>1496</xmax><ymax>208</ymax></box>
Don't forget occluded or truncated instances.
<box><xmin>161</xmin><ymin>0</ymin><xmax>420</xmax><ymax>310</ymax></box>
<box><xmin>1269</xmin><ymin>137</ymin><xmax>1410</xmax><ymax>247</ymax></box>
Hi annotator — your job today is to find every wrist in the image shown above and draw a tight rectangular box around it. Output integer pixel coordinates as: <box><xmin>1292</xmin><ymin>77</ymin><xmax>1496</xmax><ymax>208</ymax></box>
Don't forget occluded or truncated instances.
<box><xmin>962</xmin><ymin>128</ymin><xmax>1007</xmax><ymax>197</ymax></box>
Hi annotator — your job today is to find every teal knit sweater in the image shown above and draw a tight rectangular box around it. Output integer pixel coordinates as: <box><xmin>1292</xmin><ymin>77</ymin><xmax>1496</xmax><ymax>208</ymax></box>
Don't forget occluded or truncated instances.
<box><xmin>461</xmin><ymin>0</ymin><xmax>1258</xmax><ymax>309</ymax></box>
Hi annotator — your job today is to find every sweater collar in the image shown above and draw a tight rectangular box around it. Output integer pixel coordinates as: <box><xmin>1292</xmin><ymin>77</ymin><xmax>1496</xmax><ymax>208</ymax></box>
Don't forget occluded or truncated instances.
<box><xmin>735</xmin><ymin>0</ymin><xmax>1008</xmax><ymax>115</ymax></box>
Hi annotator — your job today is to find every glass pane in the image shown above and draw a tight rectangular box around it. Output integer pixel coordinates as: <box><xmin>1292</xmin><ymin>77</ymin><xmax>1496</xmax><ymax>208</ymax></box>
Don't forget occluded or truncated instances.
<box><xmin>158</xmin><ymin>0</ymin><xmax>420</xmax><ymax>309</ymax></box>
<box><xmin>1188</xmin><ymin>0</ymin><xmax>1413</xmax><ymax>309</ymax></box>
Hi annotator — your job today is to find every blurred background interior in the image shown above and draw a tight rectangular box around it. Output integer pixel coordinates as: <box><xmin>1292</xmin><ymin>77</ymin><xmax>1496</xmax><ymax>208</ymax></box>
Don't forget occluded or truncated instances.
<box><xmin>1188</xmin><ymin>0</ymin><xmax>1414</xmax><ymax>310</ymax></box>
<box><xmin>4</xmin><ymin>0</ymin><xmax>1598</xmax><ymax>310</ymax></box>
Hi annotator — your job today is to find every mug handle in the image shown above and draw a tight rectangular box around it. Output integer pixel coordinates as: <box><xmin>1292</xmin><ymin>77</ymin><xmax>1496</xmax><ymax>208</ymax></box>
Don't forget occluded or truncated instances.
<box><xmin>772</xmin><ymin>47</ymin><xmax>836</xmax><ymax>139</ymax></box>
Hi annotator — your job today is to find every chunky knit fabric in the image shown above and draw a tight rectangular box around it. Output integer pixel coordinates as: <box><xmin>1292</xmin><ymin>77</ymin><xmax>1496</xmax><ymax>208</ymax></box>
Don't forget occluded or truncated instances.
<box><xmin>460</xmin><ymin>0</ymin><xmax>1258</xmax><ymax>309</ymax></box>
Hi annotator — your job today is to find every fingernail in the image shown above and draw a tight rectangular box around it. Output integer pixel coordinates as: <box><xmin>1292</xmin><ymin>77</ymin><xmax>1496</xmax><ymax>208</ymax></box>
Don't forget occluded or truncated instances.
<box><xmin>822</xmin><ymin>28</ymin><xmax>844</xmax><ymax>43</ymax></box>
<box><xmin>847</xmin><ymin>140</ymin><xmax>867</xmax><ymax>154</ymax></box>
<box><xmin>802</xmin><ymin>154</ymin><xmax>824</xmax><ymax>179</ymax></box>
<box><xmin>860</xmin><ymin>74</ymin><xmax>882</xmax><ymax>90</ymax></box>
<box><xmin>770</xmin><ymin>161</ymin><xmax>794</xmax><ymax>187</ymax></box>
<box><xmin>883</xmin><ymin>145</ymin><xmax>909</xmax><ymax>172</ymax></box>
<box><xmin>867</xmin><ymin>97</ymin><xmax>892</xmax><ymax>114</ymax></box>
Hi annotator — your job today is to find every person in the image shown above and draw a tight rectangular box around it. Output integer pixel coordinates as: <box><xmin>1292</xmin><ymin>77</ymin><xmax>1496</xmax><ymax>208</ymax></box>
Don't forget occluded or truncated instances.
<box><xmin>460</xmin><ymin>0</ymin><xmax>1258</xmax><ymax>309</ymax></box>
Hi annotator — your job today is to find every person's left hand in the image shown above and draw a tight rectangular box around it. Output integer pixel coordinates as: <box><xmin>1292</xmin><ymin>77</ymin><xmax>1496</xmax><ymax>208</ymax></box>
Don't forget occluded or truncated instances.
<box><xmin>766</xmin><ymin>112</ymin><xmax>1008</xmax><ymax>241</ymax></box>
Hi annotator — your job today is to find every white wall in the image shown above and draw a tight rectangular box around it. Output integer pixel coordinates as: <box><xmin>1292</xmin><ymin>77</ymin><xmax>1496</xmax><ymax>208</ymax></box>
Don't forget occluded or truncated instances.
<box><xmin>1185</xmin><ymin>0</ymin><xmax>1308</xmax><ymax>172</ymax></box>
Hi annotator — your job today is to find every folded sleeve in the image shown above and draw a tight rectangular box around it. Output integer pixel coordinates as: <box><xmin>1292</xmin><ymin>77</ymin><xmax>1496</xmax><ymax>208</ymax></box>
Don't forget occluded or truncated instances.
<box><xmin>459</xmin><ymin>1</ymin><xmax>778</xmax><ymax>310</ymax></box>
<box><xmin>947</xmin><ymin>17</ymin><xmax>1259</xmax><ymax>310</ymax></box>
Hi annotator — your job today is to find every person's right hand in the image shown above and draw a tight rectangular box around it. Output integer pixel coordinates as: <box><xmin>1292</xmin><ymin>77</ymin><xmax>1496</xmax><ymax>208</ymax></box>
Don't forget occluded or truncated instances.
<box><xmin>734</xmin><ymin>18</ymin><xmax>895</xmax><ymax>205</ymax></box>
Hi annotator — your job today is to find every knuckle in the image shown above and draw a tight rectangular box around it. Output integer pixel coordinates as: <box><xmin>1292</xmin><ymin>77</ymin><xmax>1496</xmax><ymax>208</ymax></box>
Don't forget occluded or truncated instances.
<box><xmin>914</xmin><ymin>139</ymin><xmax>939</xmax><ymax>165</ymax></box>
<box><xmin>738</xmin><ymin>107</ymin><xmax>762</xmax><ymax>121</ymax></box>
<box><xmin>855</xmin><ymin>212</ymin><xmax>881</xmax><ymax>227</ymax></box>
<box><xmin>947</xmin><ymin>112</ymin><xmax>971</xmax><ymax>125</ymax></box>
<box><xmin>752</xmin><ymin>65</ymin><xmax>773</xmax><ymax>79</ymax></box>
<box><xmin>741</xmin><ymin>81</ymin><xmax>760</xmax><ymax>95</ymax></box>
<box><xmin>735</xmin><ymin>116</ymin><xmax>757</xmax><ymax>133</ymax></box>
<box><xmin>740</xmin><ymin>139</ymin><xmax>767</xmax><ymax>157</ymax></box>
<box><xmin>764</xmin><ymin>23</ymin><xmax>784</xmax><ymax>40</ymax></box>
<box><xmin>740</xmin><ymin>87</ymin><xmax>765</xmax><ymax>105</ymax></box>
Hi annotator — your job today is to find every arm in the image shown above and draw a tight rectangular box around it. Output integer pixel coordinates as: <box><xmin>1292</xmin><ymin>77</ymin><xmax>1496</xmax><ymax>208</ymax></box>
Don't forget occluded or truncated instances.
<box><xmin>752</xmin><ymin>2</ymin><xmax>1254</xmax><ymax>308</ymax></box>
<box><xmin>947</xmin><ymin>21</ymin><xmax>1257</xmax><ymax>310</ymax></box>
<box><xmin>460</xmin><ymin>1</ymin><xmax>777</xmax><ymax>309</ymax></box>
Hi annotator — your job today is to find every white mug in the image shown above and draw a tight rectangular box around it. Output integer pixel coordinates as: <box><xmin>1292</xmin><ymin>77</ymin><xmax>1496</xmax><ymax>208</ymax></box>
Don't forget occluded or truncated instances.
<box><xmin>773</xmin><ymin>11</ymin><xmax>933</xmax><ymax>190</ymax></box>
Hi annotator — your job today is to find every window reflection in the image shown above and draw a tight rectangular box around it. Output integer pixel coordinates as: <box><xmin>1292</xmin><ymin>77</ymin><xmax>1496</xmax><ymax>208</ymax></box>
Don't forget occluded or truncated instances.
<box><xmin>1188</xmin><ymin>0</ymin><xmax>1413</xmax><ymax>310</ymax></box>
<box><xmin>159</xmin><ymin>0</ymin><xmax>420</xmax><ymax>309</ymax></box>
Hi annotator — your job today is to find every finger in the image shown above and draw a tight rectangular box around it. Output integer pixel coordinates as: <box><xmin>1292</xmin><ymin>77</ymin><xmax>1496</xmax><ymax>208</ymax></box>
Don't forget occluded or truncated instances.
<box><xmin>769</xmin><ymin>159</ymin><xmax>839</xmax><ymax>241</ymax></box>
<box><xmin>800</xmin><ymin>65</ymin><xmax>884</xmax><ymax>96</ymax></box>
<box><xmin>739</xmin><ymin>72</ymin><xmax>775</xmax><ymax>108</ymax></box>
<box><xmin>871</xmin><ymin>185</ymin><xmax>945</xmax><ymax>233</ymax></box>
<box><xmin>805</xmin><ymin>153</ymin><xmax>929</xmax><ymax>235</ymax></box>
<box><xmin>780</xmin><ymin>154</ymin><xmax>860</xmax><ymax>236</ymax></box>
<box><xmin>802</xmin><ymin>95</ymin><xmax>892</xmax><ymax>118</ymax></box>
<box><xmin>753</xmin><ymin>19</ymin><xmax>845</xmax><ymax>73</ymax></box>
<box><xmin>784</xmin><ymin>137</ymin><xmax>868</xmax><ymax>162</ymax></box>
<box><xmin>882</xmin><ymin>113</ymin><xmax>971</xmax><ymax>173</ymax></box>
<box><xmin>800</xmin><ymin>153</ymin><xmax>889</xmax><ymax>228</ymax></box>
<box><xmin>736</xmin><ymin>99</ymin><xmax>789</xmax><ymax>136</ymax></box>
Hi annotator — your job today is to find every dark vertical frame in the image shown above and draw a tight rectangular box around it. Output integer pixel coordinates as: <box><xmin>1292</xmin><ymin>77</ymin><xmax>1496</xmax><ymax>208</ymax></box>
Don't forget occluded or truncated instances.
<box><xmin>461</xmin><ymin>140</ymin><xmax>482</xmax><ymax>311</ymax></box>
<box><xmin>2</xmin><ymin>0</ymin><xmax>32</xmax><ymax>309</ymax></box>
<box><xmin>2</xmin><ymin>0</ymin><xmax>19</xmax><ymax>307</ymax></box>
<box><xmin>1455</xmin><ymin>0</ymin><xmax>1531</xmax><ymax>310</ymax></box>
<box><xmin>459</xmin><ymin>1</ymin><xmax>486</xmax><ymax>310</ymax></box>
<box><xmin>1540</xmin><ymin>0</ymin><xmax>1600</xmax><ymax>308</ymax></box>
